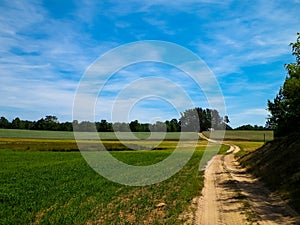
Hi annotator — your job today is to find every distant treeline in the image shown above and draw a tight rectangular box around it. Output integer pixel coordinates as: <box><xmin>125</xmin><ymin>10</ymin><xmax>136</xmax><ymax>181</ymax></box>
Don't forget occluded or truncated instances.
<box><xmin>0</xmin><ymin>107</ymin><xmax>234</xmax><ymax>132</ymax></box>
<box><xmin>235</xmin><ymin>124</ymin><xmax>270</xmax><ymax>130</ymax></box>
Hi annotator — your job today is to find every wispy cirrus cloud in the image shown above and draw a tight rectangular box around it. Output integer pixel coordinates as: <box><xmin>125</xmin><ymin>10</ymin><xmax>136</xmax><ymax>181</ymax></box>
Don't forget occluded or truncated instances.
<box><xmin>191</xmin><ymin>0</ymin><xmax>298</xmax><ymax>77</ymax></box>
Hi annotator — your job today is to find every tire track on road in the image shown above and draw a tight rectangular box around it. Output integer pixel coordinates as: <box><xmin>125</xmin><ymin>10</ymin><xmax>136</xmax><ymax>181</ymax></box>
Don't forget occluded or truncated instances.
<box><xmin>194</xmin><ymin>133</ymin><xmax>300</xmax><ymax>225</ymax></box>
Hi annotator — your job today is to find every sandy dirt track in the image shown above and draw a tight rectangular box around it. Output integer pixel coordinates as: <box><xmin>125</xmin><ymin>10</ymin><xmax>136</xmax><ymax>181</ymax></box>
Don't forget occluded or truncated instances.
<box><xmin>193</xmin><ymin>133</ymin><xmax>300</xmax><ymax>225</ymax></box>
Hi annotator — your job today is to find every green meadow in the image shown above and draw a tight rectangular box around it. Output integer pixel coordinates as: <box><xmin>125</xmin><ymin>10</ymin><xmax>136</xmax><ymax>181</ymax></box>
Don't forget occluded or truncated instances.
<box><xmin>0</xmin><ymin>129</ymin><xmax>267</xmax><ymax>224</ymax></box>
<box><xmin>0</xmin><ymin>129</ymin><xmax>198</xmax><ymax>140</ymax></box>
<box><xmin>203</xmin><ymin>130</ymin><xmax>274</xmax><ymax>142</ymax></box>
<box><xmin>0</xmin><ymin>147</ymin><xmax>229</xmax><ymax>224</ymax></box>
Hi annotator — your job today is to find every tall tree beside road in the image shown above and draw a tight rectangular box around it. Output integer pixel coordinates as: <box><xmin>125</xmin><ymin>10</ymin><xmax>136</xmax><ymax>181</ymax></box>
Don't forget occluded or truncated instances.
<box><xmin>267</xmin><ymin>33</ymin><xmax>300</xmax><ymax>136</ymax></box>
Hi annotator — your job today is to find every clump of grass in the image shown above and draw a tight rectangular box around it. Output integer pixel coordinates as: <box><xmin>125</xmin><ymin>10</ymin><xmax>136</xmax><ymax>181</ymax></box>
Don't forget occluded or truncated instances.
<box><xmin>241</xmin><ymin>200</ymin><xmax>259</xmax><ymax>224</ymax></box>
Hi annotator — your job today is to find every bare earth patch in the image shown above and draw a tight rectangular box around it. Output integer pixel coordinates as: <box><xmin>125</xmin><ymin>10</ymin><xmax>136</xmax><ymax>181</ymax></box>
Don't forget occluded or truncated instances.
<box><xmin>193</xmin><ymin>134</ymin><xmax>300</xmax><ymax>225</ymax></box>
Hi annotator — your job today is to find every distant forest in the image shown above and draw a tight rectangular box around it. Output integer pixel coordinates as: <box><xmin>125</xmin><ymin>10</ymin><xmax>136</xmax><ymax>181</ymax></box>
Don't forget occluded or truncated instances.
<box><xmin>0</xmin><ymin>107</ymin><xmax>268</xmax><ymax>132</ymax></box>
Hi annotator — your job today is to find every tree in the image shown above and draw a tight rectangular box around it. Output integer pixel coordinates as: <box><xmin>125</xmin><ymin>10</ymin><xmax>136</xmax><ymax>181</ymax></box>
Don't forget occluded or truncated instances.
<box><xmin>180</xmin><ymin>108</ymin><xmax>200</xmax><ymax>132</ymax></box>
<box><xmin>72</xmin><ymin>120</ymin><xmax>79</xmax><ymax>131</ymax></box>
<box><xmin>0</xmin><ymin>116</ymin><xmax>10</xmax><ymax>128</ymax></box>
<box><xmin>34</xmin><ymin>115</ymin><xmax>59</xmax><ymax>130</ymax></box>
<box><xmin>267</xmin><ymin>33</ymin><xmax>300</xmax><ymax>136</ymax></box>
<box><xmin>179</xmin><ymin>107</ymin><xmax>226</xmax><ymax>132</ymax></box>
<box><xmin>140</xmin><ymin>123</ymin><xmax>150</xmax><ymax>132</ymax></box>
<box><xmin>235</xmin><ymin>124</ymin><xmax>267</xmax><ymax>130</ymax></box>
<box><xmin>77</xmin><ymin>121</ymin><xmax>95</xmax><ymax>132</ymax></box>
<box><xmin>129</xmin><ymin>120</ymin><xmax>141</xmax><ymax>132</ymax></box>
<box><xmin>210</xmin><ymin>109</ymin><xmax>224</xmax><ymax>130</ymax></box>
<box><xmin>113</xmin><ymin>122</ymin><xmax>130</xmax><ymax>132</ymax></box>
<box><xmin>11</xmin><ymin>117</ymin><xmax>24</xmax><ymax>129</ymax></box>
<box><xmin>44</xmin><ymin>115</ymin><xmax>58</xmax><ymax>123</ymax></box>
<box><xmin>224</xmin><ymin>115</ymin><xmax>230</xmax><ymax>124</ymax></box>
<box><xmin>59</xmin><ymin>122</ymin><xmax>73</xmax><ymax>131</ymax></box>
<box><xmin>23</xmin><ymin>120</ymin><xmax>34</xmax><ymax>130</ymax></box>
<box><xmin>166</xmin><ymin>118</ymin><xmax>180</xmax><ymax>132</ymax></box>
<box><xmin>223</xmin><ymin>115</ymin><xmax>232</xmax><ymax>130</ymax></box>
<box><xmin>97</xmin><ymin>120</ymin><xmax>113</xmax><ymax>132</ymax></box>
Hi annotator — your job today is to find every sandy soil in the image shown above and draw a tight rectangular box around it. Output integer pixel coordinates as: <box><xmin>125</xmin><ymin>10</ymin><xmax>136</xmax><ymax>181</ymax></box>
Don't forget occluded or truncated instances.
<box><xmin>192</xmin><ymin>133</ymin><xmax>300</xmax><ymax>225</ymax></box>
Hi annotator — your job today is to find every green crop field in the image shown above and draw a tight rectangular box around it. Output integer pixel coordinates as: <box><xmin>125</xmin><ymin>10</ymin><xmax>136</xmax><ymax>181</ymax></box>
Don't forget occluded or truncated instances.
<box><xmin>0</xmin><ymin>129</ymin><xmax>228</xmax><ymax>224</ymax></box>
<box><xmin>0</xmin><ymin>129</ymin><xmax>273</xmax><ymax>142</ymax></box>
<box><xmin>0</xmin><ymin>129</ymin><xmax>198</xmax><ymax>140</ymax></box>
<box><xmin>0</xmin><ymin>129</ymin><xmax>269</xmax><ymax>224</ymax></box>
<box><xmin>0</xmin><ymin>129</ymin><xmax>76</xmax><ymax>139</ymax></box>
<box><xmin>203</xmin><ymin>130</ymin><xmax>274</xmax><ymax>142</ymax></box>
<box><xmin>0</xmin><ymin>137</ymin><xmax>206</xmax><ymax>152</ymax></box>
<box><xmin>0</xmin><ymin>144</ymin><xmax>228</xmax><ymax>225</ymax></box>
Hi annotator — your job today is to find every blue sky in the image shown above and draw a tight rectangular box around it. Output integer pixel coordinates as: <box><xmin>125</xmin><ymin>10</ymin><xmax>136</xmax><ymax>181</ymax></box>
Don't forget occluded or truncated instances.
<box><xmin>0</xmin><ymin>0</ymin><xmax>299</xmax><ymax>128</ymax></box>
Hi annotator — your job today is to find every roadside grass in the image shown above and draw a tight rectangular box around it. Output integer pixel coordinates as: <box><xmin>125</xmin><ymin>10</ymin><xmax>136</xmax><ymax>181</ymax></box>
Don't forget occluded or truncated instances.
<box><xmin>230</xmin><ymin>141</ymin><xmax>265</xmax><ymax>152</ymax></box>
<box><xmin>0</xmin><ymin>144</ymin><xmax>228</xmax><ymax>225</ymax></box>
<box><xmin>228</xmin><ymin>141</ymin><xmax>266</xmax><ymax>158</ymax></box>
<box><xmin>203</xmin><ymin>130</ymin><xmax>274</xmax><ymax>142</ymax></box>
<box><xmin>238</xmin><ymin>133</ymin><xmax>300</xmax><ymax>213</ymax></box>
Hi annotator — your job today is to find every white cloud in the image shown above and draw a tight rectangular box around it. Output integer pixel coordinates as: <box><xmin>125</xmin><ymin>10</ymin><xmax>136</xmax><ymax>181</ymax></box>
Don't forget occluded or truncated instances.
<box><xmin>241</xmin><ymin>108</ymin><xmax>268</xmax><ymax>116</ymax></box>
<box><xmin>1</xmin><ymin>0</ymin><xmax>299</xmax><ymax>126</ymax></box>
<box><xmin>191</xmin><ymin>0</ymin><xmax>299</xmax><ymax>77</ymax></box>
<box><xmin>0</xmin><ymin>76</ymin><xmax>77</xmax><ymax>120</ymax></box>
<box><xmin>228</xmin><ymin>108</ymin><xmax>269</xmax><ymax>128</ymax></box>
<box><xmin>143</xmin><ymin>18</ymin><xmax>175</xmax><ymax>35</ymax></box>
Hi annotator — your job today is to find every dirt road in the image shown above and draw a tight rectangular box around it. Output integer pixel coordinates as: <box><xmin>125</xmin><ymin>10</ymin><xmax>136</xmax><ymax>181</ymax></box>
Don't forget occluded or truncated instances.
<box><xmin>193</xmin><ymin>133</ymin><xmax>300</xmax><ymax>225</ymax></box>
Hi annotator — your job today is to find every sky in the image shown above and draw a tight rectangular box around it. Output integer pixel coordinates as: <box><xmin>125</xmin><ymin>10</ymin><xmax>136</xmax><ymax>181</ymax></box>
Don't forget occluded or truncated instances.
<box><xmin>0</xmin><ymin>0</ymin><xmax>300</xmax><ymax>128</ymax></box>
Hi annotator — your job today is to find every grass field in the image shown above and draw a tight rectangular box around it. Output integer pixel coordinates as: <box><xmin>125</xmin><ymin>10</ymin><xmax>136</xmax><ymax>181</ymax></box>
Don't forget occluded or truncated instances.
<box><xmin>0</xmin><ymin>129</ymin><xmax>268</xmax><ymax>224</ymax></box>
<box><xmin>0</xmin><ymin>129</ymin><xmax>198</xmax><ymax>140</ymax></box>
<box><xmin>0</xmin><ymin>137</ymin><xmax>208</xmax><ymax>152</ymax></box>
<box><xmin>203</xmin><ymin>130</ymin><xmax>274</xmax><ymax>142</ymax></box>
<box><xmin>0</xmin><ymin>129</ymin><xmax>273</xmax><ymax>141</ymax></box>
<box><xmin>0</xmin><ymin>145</ymin><xmax>229</xmax><ymax>225</ymax></box>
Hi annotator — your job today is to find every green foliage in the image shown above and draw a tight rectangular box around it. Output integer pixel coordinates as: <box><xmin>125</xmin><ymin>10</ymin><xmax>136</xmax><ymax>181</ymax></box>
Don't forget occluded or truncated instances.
<box><xmin>0</xmin><ymin>108</ymin><xmax>229</xmax><ymax>133</ymax></box>
<box><xmin>97</xmin><ymin>119</ymin><xmax>113</xmax><ymax>132</ymax></box>
<box><xmin>235</xmin><ymin>124</ymin><xmax>269</xmax><ymax>130</ymax></box>
<box><xmin>0</xmin><ymin>117</ymin><xmax>10</xmax><ymax>128</ymax></box>
<box><xmin>165</xmin><ymin>119</ymin><xmax>181</xmax><ymax>132</ymax></box>
<box><xmin>267</xmin><ymin>33</ymin><xmax>300</xmax><ymax>136</ymax></box>
<box><xmin>180</xmin><ymin>107</ymin><xmax>229</xmax><ymax>132</ymax></box>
